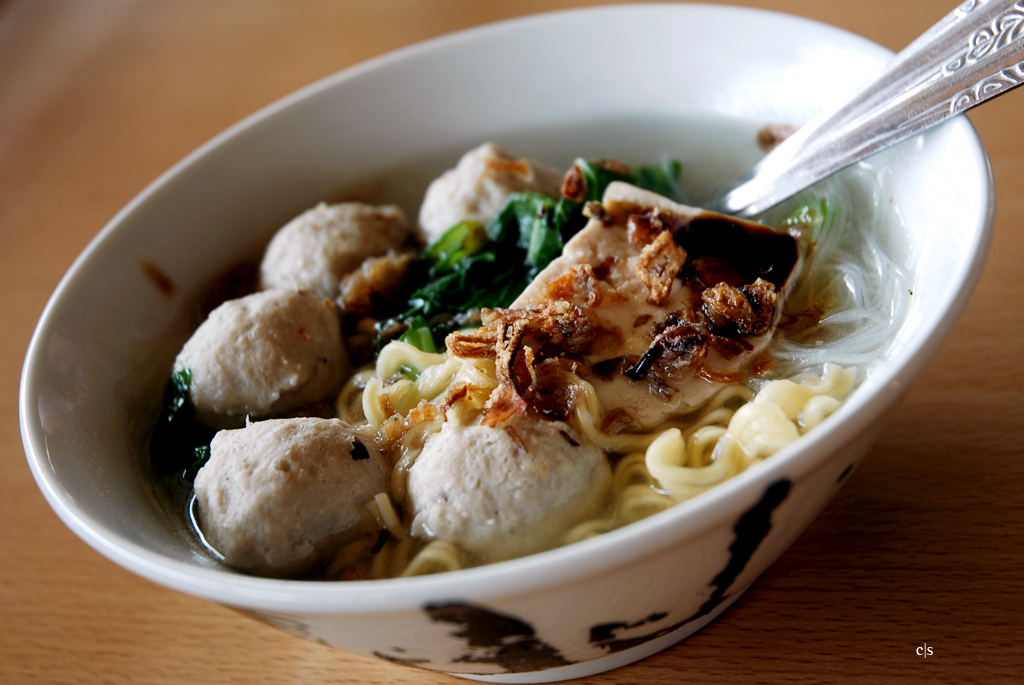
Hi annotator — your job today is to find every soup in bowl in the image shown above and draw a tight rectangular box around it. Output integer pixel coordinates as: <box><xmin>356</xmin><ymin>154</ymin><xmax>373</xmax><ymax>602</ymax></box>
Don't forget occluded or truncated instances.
<box><xmin>20</xmin><ymin>5</ymin><xmax>992</xmax><ymax>681</ymax></box>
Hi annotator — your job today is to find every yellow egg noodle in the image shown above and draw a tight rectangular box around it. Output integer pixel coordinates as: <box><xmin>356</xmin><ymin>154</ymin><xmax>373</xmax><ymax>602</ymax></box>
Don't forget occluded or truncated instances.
<box><xmin>348</xmin><ymin>340</ymin><xmax>855</xmax><ymax>577</ymax></box>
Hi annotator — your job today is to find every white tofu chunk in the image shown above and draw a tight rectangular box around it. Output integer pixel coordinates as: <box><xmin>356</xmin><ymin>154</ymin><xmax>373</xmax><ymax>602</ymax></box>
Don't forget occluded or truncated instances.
<box><xmin>511</xmin><ymin>182</ymin><xmax>800</xmax><ymax>431</ymax></box>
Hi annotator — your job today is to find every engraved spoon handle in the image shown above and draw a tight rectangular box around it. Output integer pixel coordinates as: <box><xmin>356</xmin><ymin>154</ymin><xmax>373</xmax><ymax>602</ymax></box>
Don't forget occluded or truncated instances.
<box><xmin>715</xmin><ymin>0</ymin><xmax>1024</xmax><ymax>218</ymax></box>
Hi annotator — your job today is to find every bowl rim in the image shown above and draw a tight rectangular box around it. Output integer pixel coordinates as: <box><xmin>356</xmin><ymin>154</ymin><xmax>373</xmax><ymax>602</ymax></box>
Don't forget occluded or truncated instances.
<box><xmin>19</xmin><ymin>2</ymin><xmax>995</xmax><ymax>614</ymax></box>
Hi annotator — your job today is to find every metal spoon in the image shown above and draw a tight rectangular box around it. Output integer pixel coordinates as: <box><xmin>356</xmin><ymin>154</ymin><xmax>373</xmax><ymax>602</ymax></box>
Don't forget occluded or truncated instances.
<box><xmin>714</xmin><ymin>0</ymin><xmax>1024</xmax><ymax>218</ymax></box>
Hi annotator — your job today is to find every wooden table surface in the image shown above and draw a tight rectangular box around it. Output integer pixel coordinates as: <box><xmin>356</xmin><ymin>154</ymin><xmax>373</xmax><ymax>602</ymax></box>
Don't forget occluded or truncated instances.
<box><xmin>2</xmin><ymin>1</ymin><xmax>1022</xmax><ymax>683</ymax></box>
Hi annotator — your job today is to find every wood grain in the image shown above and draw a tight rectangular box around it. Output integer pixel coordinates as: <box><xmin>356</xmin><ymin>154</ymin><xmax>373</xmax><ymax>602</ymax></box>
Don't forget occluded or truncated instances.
<box><xmin>2</xmin><ymin>1</ymin><xmax>1021</xmax><ymax>683</ymax></box>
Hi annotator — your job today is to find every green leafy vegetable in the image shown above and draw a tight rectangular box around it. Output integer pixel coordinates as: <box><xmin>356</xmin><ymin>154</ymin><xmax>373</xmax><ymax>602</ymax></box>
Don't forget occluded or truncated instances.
<box><xmin>550</xmin><ymin>158</ymin><xmax>635</xmax><ymax>239</ymax></box>
<box><xmin>576</xmin><ymin>159</ymin><xmax>636</xmax><ymax>202</ymax></box>
<box><xmin>165</xmin><ymin>368</ymin><xmax>191</xmax><ymax>420</ymax></box>
<box><xmin>634</xmin><ymin>159</ymin><xmax>684</xmax><ymax>199</ymax></box>
<box><xmin>780</xmin><ymin>197</ymin><xmax>835</xmax><ymax>241</ymax></box>
<box><xmin>398</xmin><ymin>363</ymin><xmax>421</xmax><ymax>380</ymax></box>
<box><xmin>423</xmin><ymin>220</ymin><xmax>489</xmax><ymax>273</ymax></box>
<box><xmin>191</xmin><ymin>445</ymin><xmax>211</xmax><ymax>474</ymax></box>
<box><xmin>376</xmin><ymin>157</ymin><xmax>685</xmax><ymax>351</ymax></box>
<box><xmin>149</xmin><ymin>368</ymin><xmax>216</xmax><ymax>480</ymax></box>
<box><xmin>496</xmin><ymin>193</ymin><xmax>561</xmax><ymax>275</ymax></box>
<box><xmin>375</xmin><ymin>193</ymin><xmax>558</xmax><ymax>350</ymax></box>
<box><xmin>399</xmin><ymin>316</ymin><xmax>438</xmax><ymax>353</ymax></box>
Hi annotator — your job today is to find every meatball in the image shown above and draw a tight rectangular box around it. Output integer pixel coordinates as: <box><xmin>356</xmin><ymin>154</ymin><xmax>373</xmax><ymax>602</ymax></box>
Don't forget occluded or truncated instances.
<box><xmin>407</xmin><ymin>417</ymin><xmax>611</xmax><ymax>562</ymax></box>
<box><xmin>174</xmin><ymin>289</ymin><xmax>348</xmax><ymax>427</ymax></box>
<box><xmin>195</xmin><ymin>418</ymin><xmax>386</xmax><ymax>576</ymax></box>
<box><xmin>418</xmin><ymin>143</ymin><xmax>563</xmax><ymax>245</ymax></box>
<box><xmin>260</xmin><ymin>202</ymin><xmax>411</xmax><ymax>298</ymax></box>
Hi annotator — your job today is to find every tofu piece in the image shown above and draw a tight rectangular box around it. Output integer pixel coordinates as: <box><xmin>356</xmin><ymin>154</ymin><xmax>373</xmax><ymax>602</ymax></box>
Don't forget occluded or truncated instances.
<box><xmin>407</xmin><ymin>417</ymin><xmax>611</xmax><ymax>563</ymax></box>
<box><xmin>260</xmin><ymin>202</ymin><xmax>411</xmax><ymax>298</ymax></box>
<box><xmin>511</xmin><ymin>182</ymin><xmax>800</xmax><ymax>431</ymax></box>
<box><xmin>174</xmin><ymin>289</ymin><xmax>348</xmax><ymax>427</ymax></box>
<box><xmin>194</xmin><ymin>417</ymin><xmax>386</xmax><ymax>577</ymax></box>
<box><xmin>418</xmin><ymin>143</ymin><xmax>563</xmax><ymax>245</ymax></box>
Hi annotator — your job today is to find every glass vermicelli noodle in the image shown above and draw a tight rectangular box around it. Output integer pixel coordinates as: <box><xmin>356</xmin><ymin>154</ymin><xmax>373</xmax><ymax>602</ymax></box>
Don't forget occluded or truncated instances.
<box><xmin>764</xmin><ymin>165</ymin><xmax>912</xmax><ymax>373</ymax></box>
<box><xmin>147</xmin><ymin>140</ymin><xmax>910</xmax><ymax>581</ymax></box>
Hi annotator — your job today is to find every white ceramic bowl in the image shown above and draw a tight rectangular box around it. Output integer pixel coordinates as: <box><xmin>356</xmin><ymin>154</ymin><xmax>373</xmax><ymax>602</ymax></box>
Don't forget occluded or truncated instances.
<box><xmin>20</xmin><ymin>4</ymin><xmax>993</xmax><ymax>682</ymax></box>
